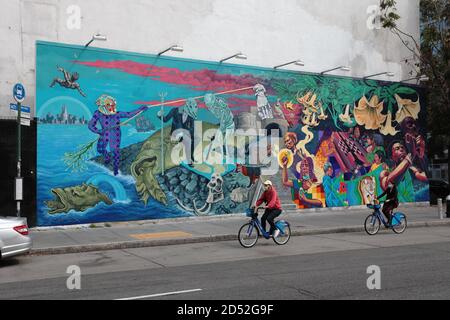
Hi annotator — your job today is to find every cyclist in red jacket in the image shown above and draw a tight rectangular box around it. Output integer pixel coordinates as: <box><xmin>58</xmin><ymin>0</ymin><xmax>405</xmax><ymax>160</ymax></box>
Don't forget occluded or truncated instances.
<box><xmin>254</xmin><ymin>180</ymin><xmax>283</xmax><ymax>237</ymax></box>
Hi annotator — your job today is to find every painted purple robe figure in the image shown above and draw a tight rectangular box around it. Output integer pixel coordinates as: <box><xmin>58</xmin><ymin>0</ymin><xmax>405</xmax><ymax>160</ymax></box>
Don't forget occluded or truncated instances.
<box><xmin>88</xmin><ymin>94</ymin><xmax>146</xmax><ymax>175</ymax></box>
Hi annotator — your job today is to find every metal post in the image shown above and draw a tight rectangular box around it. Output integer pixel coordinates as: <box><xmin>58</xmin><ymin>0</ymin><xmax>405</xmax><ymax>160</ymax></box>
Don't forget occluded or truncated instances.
<box><xmin>437</xmin><ymin>198</ymin><xmax>443</xmax><ymax>219</ymax></box>
<box><xmin>17</xmin><ymin>101</ymin><xmax>22</xmax><ymax>217</ymax></box>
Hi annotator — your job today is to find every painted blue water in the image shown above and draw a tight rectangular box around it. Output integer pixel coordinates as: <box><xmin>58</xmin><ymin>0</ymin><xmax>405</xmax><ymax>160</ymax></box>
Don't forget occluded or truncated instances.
<box><xmin>37</xmin><ymin>125</ymin><xmax>189</xmax><ymax>227</ymax></box>
<box><xmin>86</xmin><ymin>174</ymin><xmax>128</xmax><ymax>202</ymax></box>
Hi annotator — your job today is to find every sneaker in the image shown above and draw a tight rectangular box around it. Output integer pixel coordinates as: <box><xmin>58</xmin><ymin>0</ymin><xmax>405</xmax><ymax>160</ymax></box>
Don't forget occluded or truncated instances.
<box><xmin>273</xmin><ymin>229</ymin><xmax>280</xmax><ymax>238</ymax></box>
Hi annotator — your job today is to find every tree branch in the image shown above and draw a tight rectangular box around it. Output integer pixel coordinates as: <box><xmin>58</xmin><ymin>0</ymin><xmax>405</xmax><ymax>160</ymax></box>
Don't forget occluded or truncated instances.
<box><xmin>394</xmin><ymin>27</ymin><xmax>421</xmax><ymax>52</ymax></box>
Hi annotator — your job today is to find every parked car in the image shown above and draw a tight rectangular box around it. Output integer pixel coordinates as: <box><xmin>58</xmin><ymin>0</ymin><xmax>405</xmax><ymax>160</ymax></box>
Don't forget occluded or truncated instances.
<box><xmin>0</xmin><ymin>216</ymin><xmax>32</xmax><ymax>260</ymax></box>
<box><xmin>428</xmin><ymin>178</ymin><xmax>449</xmax><ymax>205</ymax></box>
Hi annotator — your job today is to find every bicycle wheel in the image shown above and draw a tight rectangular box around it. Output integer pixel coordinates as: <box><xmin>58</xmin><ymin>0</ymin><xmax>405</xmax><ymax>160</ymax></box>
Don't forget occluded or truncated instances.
<box><xmin>238</xmin><ymin>222</ymin><xmax>259</xmax><ymax>248</ymax></box>
<box><xmin>273</xmin><ymin>222</ymin><xmax>291</xmax><ymax>245</ymax></box>
<box><xmin>364</xmin><ymin>214</ymin><xmax>380</xmax><ymax>235</ymax></box>
<box><xmin>392</xmin><ymin>213</ymin><xmax>407</xmax><ymax>234</ymax></box>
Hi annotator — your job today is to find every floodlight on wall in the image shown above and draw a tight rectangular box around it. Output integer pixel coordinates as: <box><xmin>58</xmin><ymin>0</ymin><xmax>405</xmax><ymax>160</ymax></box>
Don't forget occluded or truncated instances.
<box><xmin>273</xmin><ymin>60</ymin><xmax>305</xmax><ymax>69</ymax></box>
<box><xmin>157</xmin><ymin>45</ymin><xmax>184</xmax><ymax>56</ymax></box>
<box><xmin>85</xmin><ymin>34</ymin><xmax>107</xmax><ymax>47</ymax></box>
<box><xmin>363</xmin><ymin>71</ymin><xmax>395</xmax><ymax>79</ymax></box>
<box><xmin>320</xmin><ymin>65</ymin><xmax>351</xmax><ymax>75</ymax></box>
<box><xmin>401</xmin><ymin>75</ymin><xmax>430</xmax><ymax>82</ymax></box>
<box><xmin>220</xmin><ymin>52</ymin><xmax>247</xmax><ymax>63</ymax></box>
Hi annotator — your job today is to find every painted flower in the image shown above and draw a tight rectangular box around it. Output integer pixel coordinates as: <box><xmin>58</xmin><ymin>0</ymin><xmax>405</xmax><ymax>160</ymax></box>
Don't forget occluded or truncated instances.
<box><xmin>302</xmin><ymin>112</ymin><xmax>319</xmax><ymax>127</ymax></box>
<box><xmin>310</xmin><ymin>113</ymin><xmax>319</xmax><ymax>127</ymax></box>
<box><xmin>379</xmin><ymin>111</ymin><xmax>399</xmax><ymax>136</ymax></box>
<box><xmin>318</xmin><ymin>105</ymin><xmax>328</xmax><ymax>121</ymax></box>
<box><xmin>297</xmin><ymin>91</ymin><xmax>320</xmax><ymax>114</ymax></box>
<box><xmin>394</xmin><ymin>94</ymin><xmax>420</xmax><ymax>123</ymax></box>
<box><xmin>296</xmin><ymin>91</ymin><xmax>313</xmax><ymax>105</ymax></box>
<box><xmin>339</xmin><ymin>104</ymin><xmax>355</xmax><ymax>126</ymax></box>
<box><xmin>354</xmin><ymin>95</ymin><xmax>387</xmax><ymax>130</ymax></box>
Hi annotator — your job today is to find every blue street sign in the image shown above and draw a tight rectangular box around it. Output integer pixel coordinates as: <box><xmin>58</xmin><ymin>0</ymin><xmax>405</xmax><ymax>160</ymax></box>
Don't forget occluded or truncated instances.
<box><xmin>13</xmin><ymin>83</ymin><xmax>26</xmax><ymax>102</ymax></box>
<box><xmin>10</xmin><ymin>103</ymin><xmax>31</xmax><ymax>113</ymax></box>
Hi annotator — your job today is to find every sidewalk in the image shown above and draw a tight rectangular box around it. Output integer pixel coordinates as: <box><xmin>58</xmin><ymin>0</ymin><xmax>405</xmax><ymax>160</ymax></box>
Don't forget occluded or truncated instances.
<box><xmin>29</xmin><ymin>204</ymin><xmax>450</xmax><ymax>255</ymax></box>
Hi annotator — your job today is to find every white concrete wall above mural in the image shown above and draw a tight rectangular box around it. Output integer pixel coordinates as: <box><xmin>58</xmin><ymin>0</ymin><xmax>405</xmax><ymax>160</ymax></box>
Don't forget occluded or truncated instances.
<box><xmin>0</xmin><ymin>0</ymin><xmax>419</xmax><ymax>118</ymax></box>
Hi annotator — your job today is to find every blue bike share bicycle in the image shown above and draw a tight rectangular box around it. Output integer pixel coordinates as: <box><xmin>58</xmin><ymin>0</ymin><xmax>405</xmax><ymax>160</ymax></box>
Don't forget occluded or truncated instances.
<box><xmin>364</xmin><ymin>202</ymin><xmax>407</xmax><ymax>235</ymax></box>
<box><xmin>238</xmin><ymin>207</ymin><xmax>291</xmax><ymax>248</ymax></box>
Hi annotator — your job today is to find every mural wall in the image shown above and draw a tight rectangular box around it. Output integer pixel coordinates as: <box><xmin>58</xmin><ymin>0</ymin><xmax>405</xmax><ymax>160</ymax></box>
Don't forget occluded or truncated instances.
<box><xmin>36</xmin><ymin>41</ymin><xmax>429</xmax><ymax>226</ymax></box>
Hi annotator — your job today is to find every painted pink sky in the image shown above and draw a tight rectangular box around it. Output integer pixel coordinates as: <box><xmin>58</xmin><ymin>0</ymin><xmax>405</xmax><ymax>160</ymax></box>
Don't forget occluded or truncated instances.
<box><xmin>74</xmin><ymin>60</ymin><xmax>270</xmax><ymax>94</ymax></box>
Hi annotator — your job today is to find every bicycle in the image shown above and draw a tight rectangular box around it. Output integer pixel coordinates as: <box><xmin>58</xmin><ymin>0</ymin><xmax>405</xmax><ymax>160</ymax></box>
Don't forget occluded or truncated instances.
<box><xmin>238</xmin><ymin>207</ymin><xmax>291</xmax><ymax>248</ymax></box>
<box><xmin>364</xmin><ymin>203</ymin><xmax>407</xmax><ymax>235</ymax></box>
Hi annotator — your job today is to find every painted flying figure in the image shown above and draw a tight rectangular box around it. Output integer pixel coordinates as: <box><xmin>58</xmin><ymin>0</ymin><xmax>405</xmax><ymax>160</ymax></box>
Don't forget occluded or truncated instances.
<box><xmin>50</xmin><ymin>66</ymin><xmax>87</xmax><ymax>97</ymax></box>
<box><xmin>88</xmin><ymin>94</ymin><xmax>147</xmax><ymax>176</ymax></box>
<box><xmin>50</xmin><ymin>66</ymin><xmax>86</xmax><ymax>97</ymax></box>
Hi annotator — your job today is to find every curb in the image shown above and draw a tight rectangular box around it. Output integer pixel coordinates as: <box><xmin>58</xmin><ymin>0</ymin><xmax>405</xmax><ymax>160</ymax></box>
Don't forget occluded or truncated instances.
<box><xmin>29</xmin><ymin>219</ymin><xmax>450</xmax><ymax>256</ymax></box>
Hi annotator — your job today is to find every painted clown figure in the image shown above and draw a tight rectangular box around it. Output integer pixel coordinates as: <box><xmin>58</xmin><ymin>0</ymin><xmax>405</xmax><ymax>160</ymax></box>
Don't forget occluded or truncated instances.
<box><xmin>88</xmin><ymin>95</ymin><xmax>147</xmax><ymax>175</ymax></box>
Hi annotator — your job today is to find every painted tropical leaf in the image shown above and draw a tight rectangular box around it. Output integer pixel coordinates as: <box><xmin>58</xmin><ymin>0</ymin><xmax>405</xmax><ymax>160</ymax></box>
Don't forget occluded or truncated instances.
<box><xmin>365</xmin><ymin>79</ymin><xmax>378</xmax><ymax>88</ymax></box>
<box><xmin>320</xmin><ymin>86</ymin><xmax>330</xmax><ymax>101</ymax></box>
<box><xmin>390</xmin><ymin>83</ymin><xmax>401</xmax><ymax>90</ymax></box>
<box><xmin>394</xmin><ymin>87</ymin><xmax>417</xmax><ymax>95</ymax></box>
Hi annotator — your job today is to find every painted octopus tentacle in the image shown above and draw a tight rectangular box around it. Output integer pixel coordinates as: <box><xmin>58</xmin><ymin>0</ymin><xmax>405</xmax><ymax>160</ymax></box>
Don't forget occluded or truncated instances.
<box><xmin>176</xmin><ymin>198</ymin><xmax>195</xmax><ymax>212</ymax></box>
<box><xmin>193</xmin><ymin>199</ymin><xmax>209</xmax><ymax>213</ymax></box>
<box><xmin>194</xmin><ymin>203</ymin><xmax>211</xmax><ymax>216</ymax></box>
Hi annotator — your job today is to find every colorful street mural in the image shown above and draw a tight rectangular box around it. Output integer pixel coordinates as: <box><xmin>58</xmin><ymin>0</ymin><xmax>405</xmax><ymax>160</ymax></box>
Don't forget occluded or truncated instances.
<box><xmin>36</xmin><ymin>41</ymin><xmax>429</xmax><ymax>226</ymax></box>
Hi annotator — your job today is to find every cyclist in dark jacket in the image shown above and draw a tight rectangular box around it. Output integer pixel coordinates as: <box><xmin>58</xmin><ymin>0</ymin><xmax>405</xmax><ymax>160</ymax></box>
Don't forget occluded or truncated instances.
<box><xmin>377</xmin><ymin>181</ymin><xmax>399</xmax><ymax>225</ymax></box>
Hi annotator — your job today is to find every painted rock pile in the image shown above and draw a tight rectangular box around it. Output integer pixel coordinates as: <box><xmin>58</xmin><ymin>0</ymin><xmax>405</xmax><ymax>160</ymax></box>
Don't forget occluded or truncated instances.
<box><xmin>156</xmin><ymin>167</ymin><xmax>252</xmax><ymax>215</ymax></box>
<box><xmin>157</xmin><ymin>167</ymin><xmax>209</xmax><ymax>206</ymax></box>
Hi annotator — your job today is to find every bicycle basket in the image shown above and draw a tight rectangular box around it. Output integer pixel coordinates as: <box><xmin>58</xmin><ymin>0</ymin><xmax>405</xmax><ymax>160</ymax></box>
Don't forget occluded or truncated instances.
<box><xmin>245</xmin><ymin>208</ymin><xmax>257</xmax><ymax>218</ymax></box>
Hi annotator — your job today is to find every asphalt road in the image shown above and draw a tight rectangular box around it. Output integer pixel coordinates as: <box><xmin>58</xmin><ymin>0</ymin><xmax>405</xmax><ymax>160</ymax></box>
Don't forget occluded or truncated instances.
<box><xmin>1</xmin><ymin>227</ymin><xmax>449</xmax><ymax>300</ymax></box>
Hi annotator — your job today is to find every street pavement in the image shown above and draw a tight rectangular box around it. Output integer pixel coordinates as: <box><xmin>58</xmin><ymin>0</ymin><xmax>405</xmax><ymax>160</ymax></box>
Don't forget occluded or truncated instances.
<box><xmin>0</xmin><ymin>226</ymin><xmax>449</xmax><ymax>300</ymax></box>
<box><xmin>28</xmin><ymin>204</ymin><xmax>449</xmax><ymax>255</ymax></box>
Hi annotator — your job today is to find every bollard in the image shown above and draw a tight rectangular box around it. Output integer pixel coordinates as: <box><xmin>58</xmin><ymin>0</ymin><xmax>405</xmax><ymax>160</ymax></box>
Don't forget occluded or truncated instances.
<box><xmin>438</xmin><ymin>198</ymin><xmax>443</xmax><ymax>219</ymax></box>
<box><xmin>447</xmin><ymin>195</ymin><xmax>450</xmax><ymax>218</ymax></box>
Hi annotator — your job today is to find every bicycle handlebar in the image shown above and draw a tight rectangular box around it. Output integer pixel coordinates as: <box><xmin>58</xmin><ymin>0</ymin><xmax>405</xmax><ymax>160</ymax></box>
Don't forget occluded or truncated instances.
<box><xmin>252</xmin><ymin>206</ymin><xmax>267</xmax><ymax>212</ymax></box>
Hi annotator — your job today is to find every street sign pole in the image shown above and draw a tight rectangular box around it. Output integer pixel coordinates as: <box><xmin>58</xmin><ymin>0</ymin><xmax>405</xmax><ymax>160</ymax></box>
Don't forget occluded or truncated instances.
<box><xmin>16</xmin><ymin>100</ymin><xmax>22</xmax><ymax>217</ymax></box>
<box><xmin>13</xmin><ymin>83</ymin><xmax>25</xmax><ymax>218</ymax></box>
